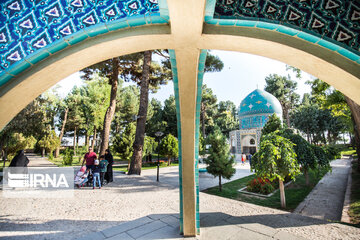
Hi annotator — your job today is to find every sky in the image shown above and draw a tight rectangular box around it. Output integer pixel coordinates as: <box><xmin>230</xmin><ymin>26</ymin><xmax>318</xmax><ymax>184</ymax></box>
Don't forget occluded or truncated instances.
<box><xmin>55</xmin><ymin>50</ymin><xmax>314</xmax><ymax>106</ymax></box>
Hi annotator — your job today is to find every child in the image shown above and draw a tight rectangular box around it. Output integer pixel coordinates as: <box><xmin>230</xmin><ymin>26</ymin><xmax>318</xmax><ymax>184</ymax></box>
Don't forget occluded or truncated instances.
<box><xmin>99</xmin><ymin>155</ymin><xmax>108</xmax><ymax>185</ymax></box>
<box><xmin>74</xmin><ymin>166</ymin><xmax>88</xmax><ymax>188</ymax></box>
<box><xmin>92</xmin><ymin>159</ymin><xmax>101</xmax><ymax>189</ymax></box>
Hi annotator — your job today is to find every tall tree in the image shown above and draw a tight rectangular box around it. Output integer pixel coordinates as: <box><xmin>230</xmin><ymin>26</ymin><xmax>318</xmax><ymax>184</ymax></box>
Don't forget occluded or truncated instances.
<box><xmin>65</xmin><ymin>86</ymin><xmax>85</xmax><ymax>155</ymax></box>
<box><xmin>204</xmin><ymin>129</ymin><xmax>235</xmax><ymax>192</ymax></box>
<box><xmin>214</xmin><ymin>100</ymin><xmax>238</xmax><ymax>137</ymax></box>
<box><xmin>146</xmin><ymin>98</ymin><xmax>166</xmax><ymax>137</ymax></box>
<box><xmin>200</xmin><ymin>85</ymin><xmax>217</xmax><ymax>137</ymax></box>
<box><xmin>162</xmin><ymin>95</ymin><xmax>178</xmax><ymax>137</ymax></box>
<box><xmin>264</xmin><ymin>74</ymin><xmax>300</xmax><ymax>126</ymax></box>
<box><xmin>113</xmin><ymin>122</ymin><xmax>136</xmax><ymax>170</ymax></box>
<box><xmin>129</xmin><ymin>51</ymin><xmax>153</xmax><ymax>175</ymax></box>
<box><xmin>158</xmin><ymin>134</ymin><xmax>178</xmax><ymax>166</ymax></box>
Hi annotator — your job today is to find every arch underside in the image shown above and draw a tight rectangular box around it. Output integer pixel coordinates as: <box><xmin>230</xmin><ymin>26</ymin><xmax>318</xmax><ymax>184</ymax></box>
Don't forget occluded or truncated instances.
<box><xmin>0</xmin><ymin>23</ymin><xmax>359</xmax><ymax>129</ymax></box>
<box><xmin>1</xmin><ymin>0</ymin><xmax>360</xmax><ymax>237</ymax></box>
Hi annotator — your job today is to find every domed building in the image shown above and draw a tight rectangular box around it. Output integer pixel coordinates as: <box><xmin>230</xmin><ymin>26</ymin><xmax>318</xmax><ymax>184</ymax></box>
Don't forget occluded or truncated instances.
<box><xmin>229</xmin><ymin>89</ymin><xmax>283</xmax><ymax>159</ymax></box>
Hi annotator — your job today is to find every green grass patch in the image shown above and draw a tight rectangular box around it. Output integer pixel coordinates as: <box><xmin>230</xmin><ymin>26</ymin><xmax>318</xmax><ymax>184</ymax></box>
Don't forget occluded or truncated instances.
<box><xmin>349</xmin><ymin>161</ymin><xmax>360</xmax><ymax>227</ymax></box>
<box><xmin>113</xmin><ymin>162</ymin><xmax>179</xmax><ymax>172</ymax></box>
<box><xmin>342</xmin><ymin>150</ymin><xmax>357</xmax><ymax>156</ymax></box>
<box><xmin>203</xmin><ymin>167</ymin><xmax>328</xmax><ymax>211</ymax></box>
<box><xmin>47</xmin><ymin>155</ymin><xmax>83</xmax><ymax>167</ymax></box>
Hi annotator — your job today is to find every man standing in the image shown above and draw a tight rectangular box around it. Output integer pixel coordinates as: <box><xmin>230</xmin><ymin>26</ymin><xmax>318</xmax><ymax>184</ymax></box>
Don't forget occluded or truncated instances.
<box><xmin>82</xmin><ymin>147</ymin><xmax>97</xmax><ymax>170</ymax></box>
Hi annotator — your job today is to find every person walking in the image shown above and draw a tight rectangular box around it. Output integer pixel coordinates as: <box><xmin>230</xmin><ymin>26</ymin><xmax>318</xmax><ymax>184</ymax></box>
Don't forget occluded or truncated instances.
<box><xmin>104</xmin><ymin>149</ymin><xmax>113</xmax><ymax>183</ymax></box>
<box><xmin>92</xmin><ymin>159</ymin><xmax>101</xmax><ymax>189</ymax></box>
<box><xmin>99</xmin><ymin>155</ymin><xmax>108</xmax><ymax>185</ymax></box>
<box><xmin>241</xmin><ymin>153</ymin><xmax>246</xmax><ymax>165</ymax></box>
<box><xmin>82</xmin><ymin>147</ymin><xmax>97</xmax><ymax>171</ymax></box>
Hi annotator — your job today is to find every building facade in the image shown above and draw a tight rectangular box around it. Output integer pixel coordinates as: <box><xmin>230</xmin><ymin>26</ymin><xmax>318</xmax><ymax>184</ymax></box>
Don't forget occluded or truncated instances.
<box><xmin>230</xmin><ymin>89</ymin><xmax>283</xmax><ymax>160</ymax></box>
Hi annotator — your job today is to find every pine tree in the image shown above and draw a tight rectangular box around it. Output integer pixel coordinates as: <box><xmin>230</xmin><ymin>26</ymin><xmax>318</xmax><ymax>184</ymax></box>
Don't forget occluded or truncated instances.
<box><xmin>204</xmin><ymin>129</ymin><xmax>235</xmax><ymax>191</ymax></box>
<box><xmin>158</xmin><ymin>134</ymin><xmax>178</xmax><ymax>166</ymax></box>
<box><xmin>113</xmin><ymin>122</ymin><xmax>136</xmax><ymax>170</ymax></box>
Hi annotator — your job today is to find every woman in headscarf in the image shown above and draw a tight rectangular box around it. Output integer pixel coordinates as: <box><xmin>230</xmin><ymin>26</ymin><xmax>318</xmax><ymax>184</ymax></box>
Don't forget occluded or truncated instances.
<box><xmin>104</xmin><ymin>149</ymin><xmax>113</xmax><ymax>183</ymax></box>
<box><xmin>9</xmin><ymin>150</ymin><xmax>29</xmax><ymax>167</ymax></box>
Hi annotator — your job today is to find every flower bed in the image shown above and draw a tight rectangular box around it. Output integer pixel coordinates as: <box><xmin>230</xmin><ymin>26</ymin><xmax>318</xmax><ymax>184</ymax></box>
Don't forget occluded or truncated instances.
<box><xmin>238</xmin><ymin>177</ymin><xmax>292</xmax><ymax>198</ymax></box>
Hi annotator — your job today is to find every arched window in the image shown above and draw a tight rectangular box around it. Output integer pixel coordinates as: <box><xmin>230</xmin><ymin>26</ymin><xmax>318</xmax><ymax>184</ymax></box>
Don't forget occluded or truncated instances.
<box><xmin>250</xmin><ymin>139</ymin><xmax>255</xmax><ymax>145</ymax></box>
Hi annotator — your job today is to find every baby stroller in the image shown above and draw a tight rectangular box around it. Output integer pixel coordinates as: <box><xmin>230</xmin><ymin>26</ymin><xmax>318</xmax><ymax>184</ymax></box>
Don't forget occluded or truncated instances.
<box><xmin>74</xmin><ymin>166</ymin><xmax>89</xmax><ymax>188</ymax></box>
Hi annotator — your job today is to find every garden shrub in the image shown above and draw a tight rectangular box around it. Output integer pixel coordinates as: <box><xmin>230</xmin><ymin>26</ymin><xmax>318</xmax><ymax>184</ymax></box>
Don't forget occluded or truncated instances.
<box><xmin>62</xmin><ymin>148</ymin><xmax>74</xmax><ymax>166</ymax></box>
<box><xmin>246</xmin><ymin>177</ymin><xmax>275</xmax><ymax>195</ymax></box>
<box><xmin>48</xmin><ymin>153</ymin><xmax>54</xmax><ymax>161</ymax></box>
<box><xmin>323</xmin><ymin>145</ymin><xmax>341</xmax><ymax>160</ymax></box>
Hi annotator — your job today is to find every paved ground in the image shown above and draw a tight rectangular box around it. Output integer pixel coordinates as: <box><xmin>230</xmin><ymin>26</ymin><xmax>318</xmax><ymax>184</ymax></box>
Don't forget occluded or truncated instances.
<box><xmin>1</xmin><ymin>156</ymin><xmax>359</xmax><ymax>239</ymax></box>
<box><xmin>26</xmin><ymin>153</ymin><xmax>57</xmax><ymax>167</ymax></box>
<box><xmin>294</xmin><ymin>158</ymin><xmax>351</xmax><ymax>221</ymax></box>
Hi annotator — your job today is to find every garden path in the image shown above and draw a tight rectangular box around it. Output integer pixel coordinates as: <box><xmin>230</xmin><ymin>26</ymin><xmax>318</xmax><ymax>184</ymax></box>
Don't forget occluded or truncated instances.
<box><xmin>294</xmin><ymin>157</ymin><xmax>352</xmax><ymax>221</ymax></box>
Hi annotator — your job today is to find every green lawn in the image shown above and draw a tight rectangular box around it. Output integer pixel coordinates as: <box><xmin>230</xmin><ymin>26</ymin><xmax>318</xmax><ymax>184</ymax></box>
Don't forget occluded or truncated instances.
<box><xmin>203</xmin><ymin>167</ymin><xmax>328</xmax><ymax>211</ymax></box>
<box><xmin>47</xmin><ymin>155</ymin><xmax>83</xmax><ymax>167</ymax></box>
<box><xmin>350</xmin><ymin>161</ymin><xmax>360</xmax><ymax>227</ymax></box>
<box><xmin>113</xmin><ymin>162</ymin><xmax>179</xmax><ymax>172</ymax></box>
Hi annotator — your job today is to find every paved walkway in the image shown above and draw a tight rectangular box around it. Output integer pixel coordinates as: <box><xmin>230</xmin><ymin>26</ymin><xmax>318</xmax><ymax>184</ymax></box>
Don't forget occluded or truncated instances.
<box><xmin>26</xmin><ymin>153</ymin><xmax>57</xmax><ymax>167</ymax></box>
<box><xmin>294</xmin><ymin>158</ymin><xmax>351</xmax><ymax>221</ymax></box>
<box><xmin>1</xmin><ymin>156</ymin><xmax>359</xmax><ymax>239</ymax></box>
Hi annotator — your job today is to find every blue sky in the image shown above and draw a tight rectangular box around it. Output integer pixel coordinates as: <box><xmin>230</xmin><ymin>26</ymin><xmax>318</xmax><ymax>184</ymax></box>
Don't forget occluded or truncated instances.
<box><xmin>55</xmin><ymin>50</ymin><xmax>313</xmax><ymax>106</ymax></box>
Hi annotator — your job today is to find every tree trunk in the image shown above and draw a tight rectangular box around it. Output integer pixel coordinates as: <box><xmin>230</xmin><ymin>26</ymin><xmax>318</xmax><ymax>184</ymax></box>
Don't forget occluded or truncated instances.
<box><xmin>279</xmin><ymin>179</ymin><xmax>286</xmax><ymax>208</ymax></box>
<box><xmin>344</xmin><ymin>96</ymin><xmax>360</xmax><ymax>171</ymax></box>
<box><xmin>42</xmin><ymin>148</ymin><xmax>45</xmax><ymax>157</ymax></box>
<box><xmin>76</xmin><ymin>134</ymin><xmax>79</xmax><ymax>155</ymax></box>
<box><xmin>92</xmin><ymin>126</ymin><xmax>96</xmax><ymax>150</ymax></box>
<box><xmin>304</xmin><ymin>168</ymin><xmax>309</xmax><ymax>186</ymax></box>
<box><xmin>99</xmin><ymin>58</ymin><xmax>119</xmax><ymax>156</ymax></box>
<box><xmin>201</xmin><ymin>103</ymin><xmax>206</xmax><ymax>137</ymax></box>
<box><xmin>128</xmin><ymin>51</ymin><xmax>152</xmax><ymax>175</ymax></box>
<box><xmin>2</xmin><ymin>148</ymin><xmax>7</xmax><ymax>169</ymax></box>
<box><xmin>219</xmin><ymin>175</ymin><xmax>222</xmax><ymax>192</ymax></box>
<box><xmin>282</xmin><ymin>105</ymin><xmax>291</xmax><ymax>127</ymax></box>
<box><xmin>85</xmin><ymin>131</ymin><xmax>89</xmax><ymax>147</ymax></box>
<box><xmin>55</xmin><ymin>107</ymin><xmax>68</xmax><ymax>158</ymax></box>
<box><xmin>73</xmin><ymin>126</ymin><xmax>77</xmax><ymax>156</ymax></box>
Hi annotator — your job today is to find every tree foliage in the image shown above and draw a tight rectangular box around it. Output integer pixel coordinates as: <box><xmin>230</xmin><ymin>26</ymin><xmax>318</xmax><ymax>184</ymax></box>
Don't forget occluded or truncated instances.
<box><xmin>264</xmin><ymin>74</ymin><xmax>299</xmax><ymax>126</ymax></box>
<box><xmin>204</xmin><ymin>129</ymin><xmax>235</xmax><ymax>191</ymax></box>
<box><xmin>261</xmin><ymin>114</ymin><xmax>282</xmax><ymax>136</ymax></box>
<box><xmin>112</xmin><ymin>122</ymin><xmax>136</xmax><ymax>163</ymax></box>
<box><xmin>158</xmin><ymin>134</ymin><xmax>178</xmax><ymax>165</ymax></box>
<box><xmin>252</xmin><ymin>132</ymin><xmax>300</xmax><ymax>181</ymax></box>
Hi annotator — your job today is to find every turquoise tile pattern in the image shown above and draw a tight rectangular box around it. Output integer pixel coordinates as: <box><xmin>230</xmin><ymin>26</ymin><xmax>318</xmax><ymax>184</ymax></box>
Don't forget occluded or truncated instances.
<box><xmin>168</xmin><ymin>49</ymin><xmax>183</xmax><ymax>234</ymax></box>
<box><xmin>0</xmin><ymin>0</ymin><xmax>169</xmax><ymax>87</ymax></box>
<box><xmin>208</xmin><ymin>0</ymin><xmax>360</xmax><ymax>64</ymax></box>
<box><xmin>169</xmin><ymin>49</ymin><xmax>206</xmax><ymax>235</ymax></box>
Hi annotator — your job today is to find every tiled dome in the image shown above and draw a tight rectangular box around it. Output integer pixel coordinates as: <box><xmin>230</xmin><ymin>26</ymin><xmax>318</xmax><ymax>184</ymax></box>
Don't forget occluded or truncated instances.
<box><xmin>239</xmin><ymin>89</ymin><xmax>282</xmax><ymax>117</ymax></box>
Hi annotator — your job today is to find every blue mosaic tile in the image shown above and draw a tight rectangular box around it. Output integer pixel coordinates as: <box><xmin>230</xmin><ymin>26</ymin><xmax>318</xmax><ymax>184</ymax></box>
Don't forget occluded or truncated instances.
<box><xmin>85</xmin><ymin>23</ymin><xmax>109</xmax><ymax>37</ymax></box>
<box><xmin>7</xmin><ymin>60</ymin><xmax>31</xmax><ymax>75</ymax></box>
<box><xmin>213</xmin><ymin>0</ymin><xmax>360</xmax><ymax>59</ymax></box>
<box><xmin>256</xmin><ymin>21</ymin><xmax>278</xmax><ymax>30</ymax></box>
<box><xmin>0</xmin><ymin>0</ymin><xmax>162</xmax><ymax>85</ymax></box>
<box><xmin>337</xmin><ymin>48</ymin><xmax>360</xmax><ymax>62</ymax></box>
<box><xmin>25</xmin><ymin>50</ymin><xmax>50</xmax><ymax>65</ymax></box>
<box><xmin>297</xmin><ymin>31</ymin><xmax>321</xmax><ymax>43</ymax></box>
<box><xmin>0</xmin><ymin>72</ymin><xmax>13</xmax><ymax>87</ymax></box>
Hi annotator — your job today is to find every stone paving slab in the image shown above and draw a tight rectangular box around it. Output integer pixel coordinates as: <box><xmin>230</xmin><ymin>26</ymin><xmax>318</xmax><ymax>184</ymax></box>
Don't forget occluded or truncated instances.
<box><xmin>294</xmin><ymin>158</ymin><xmax>351</xmax><ymax>221</ymax></box>
<box><xmin>101</xmin><ymin>217</ymin><xmax>153</xmax><ymax>238</ymax></box>
<box><xmin>81</xmin><ymin>212</ymin><xmax>308</xmax><ymax>240</ymax></box>
<box><xmin>127</xmin><ymin>220</ymin><xmax>167</xmax><ymax>239</ymax></box>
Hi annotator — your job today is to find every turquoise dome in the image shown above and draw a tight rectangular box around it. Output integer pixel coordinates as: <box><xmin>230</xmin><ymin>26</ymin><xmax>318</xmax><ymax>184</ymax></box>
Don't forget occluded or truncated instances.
<box><xmin>239</xmin><ymin>89</ymin><xmax>282</xmax><ymax>117</ymax></box>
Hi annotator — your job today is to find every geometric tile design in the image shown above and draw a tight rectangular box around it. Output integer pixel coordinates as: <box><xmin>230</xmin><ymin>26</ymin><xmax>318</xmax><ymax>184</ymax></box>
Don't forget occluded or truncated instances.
<box><xmin>214</xmin><ymin>0</ymin><xmax>360</xmax><ymax>55</ymax></box>
<box><xmin>0</xmin><ymin>0</ymin><xmax>165</xmax><ymax>86</ymax></box>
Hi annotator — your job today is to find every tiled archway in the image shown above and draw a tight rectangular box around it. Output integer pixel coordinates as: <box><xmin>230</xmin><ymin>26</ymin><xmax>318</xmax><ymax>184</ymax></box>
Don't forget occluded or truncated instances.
<box><xmin>1</xmin><ymin>0</ymin><xmax>359</xmax><ymax>236</ymax></box>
